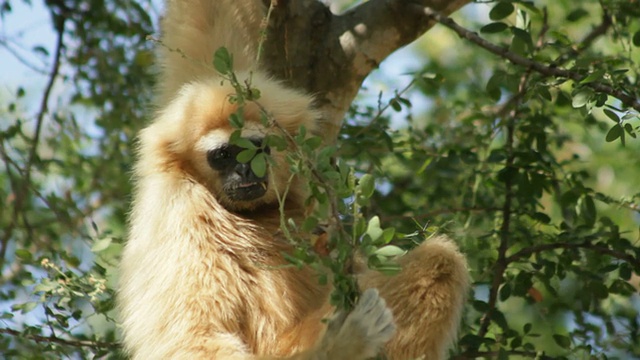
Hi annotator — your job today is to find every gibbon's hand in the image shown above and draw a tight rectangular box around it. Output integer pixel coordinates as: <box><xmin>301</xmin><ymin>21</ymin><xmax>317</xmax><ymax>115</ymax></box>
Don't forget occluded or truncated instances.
<box><xmin>320</xmin><ymin>288</ymin><xmax>395</xmax><ymax>360</ymax></box>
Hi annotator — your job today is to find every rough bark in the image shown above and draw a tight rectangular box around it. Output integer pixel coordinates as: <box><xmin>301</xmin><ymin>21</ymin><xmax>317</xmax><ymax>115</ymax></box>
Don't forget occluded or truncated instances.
<box><xmin>261</xmin><ymin>0</ymin><xmax>471</xmax><ymax>141</ymax></box>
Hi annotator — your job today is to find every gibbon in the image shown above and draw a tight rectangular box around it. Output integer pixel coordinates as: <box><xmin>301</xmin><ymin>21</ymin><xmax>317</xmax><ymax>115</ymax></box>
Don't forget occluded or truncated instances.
<box><xmin>118</xmin><ymin>0</ymin><xmax>470</xmax><ymax>359</ymax></box>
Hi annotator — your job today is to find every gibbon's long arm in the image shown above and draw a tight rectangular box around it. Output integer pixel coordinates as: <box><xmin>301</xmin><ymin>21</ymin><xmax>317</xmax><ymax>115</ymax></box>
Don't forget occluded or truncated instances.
<box><xmin>156</xmin><ymin>0</ymin><xmax>265</xmax><ymax>105</ymax></box>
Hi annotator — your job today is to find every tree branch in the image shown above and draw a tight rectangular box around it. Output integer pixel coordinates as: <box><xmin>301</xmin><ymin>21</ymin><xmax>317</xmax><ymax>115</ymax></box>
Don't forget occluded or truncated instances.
<box><xmin>507</xmin><ymin>241</ymin><xmax>638</xmax><ymax>266</ymax></box>
<box><xmin>335</xmin><ymin>0</ymin><xmax>469</xmax><ymax>79</ymax></box>
<box><xmin>0</xmin><ymin>327</ymin><xmax>120</xmax><ymax>350</ymax></box>
<box><xmin>1</xmin><ymin>11</ymin><xmax>65</xmax><ymax>270</ymax></box>
<box><xmin>419</xmin><ymin>7</ymin><xmax>640</xmax><ymax>112</ymax></box>
<box><xmin>476</xmin><ymin>98</ymin><xmax>518</xmax><ymax>340</ymax></box>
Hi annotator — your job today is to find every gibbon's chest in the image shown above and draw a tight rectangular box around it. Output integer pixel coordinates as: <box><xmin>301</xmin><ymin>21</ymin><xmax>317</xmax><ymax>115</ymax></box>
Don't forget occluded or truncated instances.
<box><xmin>196</xmin><ymin>224</ymin><xmax>331</xmax><ymax>353</ymax></box>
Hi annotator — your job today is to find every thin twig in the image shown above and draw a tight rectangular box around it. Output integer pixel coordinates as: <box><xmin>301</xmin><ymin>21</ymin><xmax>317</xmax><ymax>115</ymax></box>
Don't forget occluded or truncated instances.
<box><xmin>0</xmin><ymin>327</ymin><xmax>120</xmax><ymax>350</ymax></box>
<box><xmin>354</xmin><ymin>78</ymin><xmax>416</xmax><ymax>137</ymax></box>
<box><xmin>420</xmin><ymin>7</ymin><xmax>640</xmax><ymax>112</ymax></box>
<box><xmin>22</xmin><ymin>15</ymin><xmax>65</xmax><ymax>193</ymax></box>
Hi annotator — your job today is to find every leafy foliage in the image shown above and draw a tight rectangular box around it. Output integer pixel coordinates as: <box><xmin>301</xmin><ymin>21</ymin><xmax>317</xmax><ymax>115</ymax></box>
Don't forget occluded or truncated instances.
<box><xmin>1</xmin><ymin>0</ymin><xmax>639</xmax><ymax>359</ymax></box>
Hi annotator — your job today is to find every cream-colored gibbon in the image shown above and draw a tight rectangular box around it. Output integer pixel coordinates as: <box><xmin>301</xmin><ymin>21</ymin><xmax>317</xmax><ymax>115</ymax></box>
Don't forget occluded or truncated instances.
<box><xmin>118</xmin><ymin>0</ymin><xmax>470</xmax><ymax>359</ymax></box>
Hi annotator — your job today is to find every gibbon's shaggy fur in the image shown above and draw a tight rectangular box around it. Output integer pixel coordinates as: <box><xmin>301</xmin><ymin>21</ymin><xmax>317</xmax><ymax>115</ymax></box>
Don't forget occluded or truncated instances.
<box><xmin>118</xmin><ymin>0</ymin><xmax>470</xmax><ymax>359</ymax></box>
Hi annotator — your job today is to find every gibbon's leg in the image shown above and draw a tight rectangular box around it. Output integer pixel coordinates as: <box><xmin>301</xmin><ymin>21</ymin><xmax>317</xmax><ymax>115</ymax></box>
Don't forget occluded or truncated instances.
<box><xmin>359</xmin><ymin>235</ymin><xmax>470</xmax><ymax>360</ymax></box>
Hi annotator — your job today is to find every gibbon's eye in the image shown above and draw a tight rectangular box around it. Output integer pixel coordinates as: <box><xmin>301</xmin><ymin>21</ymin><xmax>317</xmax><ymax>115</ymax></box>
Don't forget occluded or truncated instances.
<box><xmin>213</xmin><ymin>148</ymin><xmax>231</xmax><ymax>160</ymax></box>
<box><xmin>207</xmin><ymin>146</ymin><xmax>235</xmax><ymax>171</ymax></box>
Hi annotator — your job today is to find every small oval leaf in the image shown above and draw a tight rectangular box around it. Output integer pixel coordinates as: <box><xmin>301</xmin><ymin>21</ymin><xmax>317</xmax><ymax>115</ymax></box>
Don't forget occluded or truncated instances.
<box><xmin>489</xmin><ymin>2</ymin><xmax>515</xmax><ymax>20</ymax></box>
<box><xmin>480</xmin><ymin>22</ymin><xmax>508</xmax><ymax>34</ymax></box>
<box><xmin>374</xmin><ymin>245</ymin><xmax>406</xmax><ymax>257</ymax></box>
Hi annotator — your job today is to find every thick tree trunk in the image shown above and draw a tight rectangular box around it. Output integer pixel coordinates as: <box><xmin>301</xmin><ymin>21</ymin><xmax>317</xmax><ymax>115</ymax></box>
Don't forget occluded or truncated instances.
<box><xmin>261</xmin><ymin>0</ymin><xmax>471</xmax><ymax>141</ymax></box>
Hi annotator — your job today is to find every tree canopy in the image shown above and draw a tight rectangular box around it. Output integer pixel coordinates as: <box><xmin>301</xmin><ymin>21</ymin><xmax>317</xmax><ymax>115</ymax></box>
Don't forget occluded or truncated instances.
<box><xmin>1</xmin><ymin>0</ymin><xmax>639</xmax><ymax>358</ymax></box>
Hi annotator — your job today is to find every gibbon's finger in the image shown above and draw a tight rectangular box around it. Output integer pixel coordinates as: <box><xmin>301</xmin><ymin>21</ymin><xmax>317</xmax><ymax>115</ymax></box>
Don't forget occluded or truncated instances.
<box><xmin>325</xmin><ymin>309</ymin><xmax>349</xmax><ymax>336</ymax></box>
<box><xmin>370</xmin><ymin>302</ymin><xmax>395</xmax><ymax>333</ymax></box>
<box><xmin>345</xmin><ymin>288</ymin><xmax>396</xmax><ymax>340</ymax></box>
<box><xmin>365</xmin><ymin>299</ymin><xmax>395</xmax><ymax>339</ymax></box>
<box><xmin>354</xmin><ymin>288</ymin><xmax>381</xmax><ymax>314</ymax></box>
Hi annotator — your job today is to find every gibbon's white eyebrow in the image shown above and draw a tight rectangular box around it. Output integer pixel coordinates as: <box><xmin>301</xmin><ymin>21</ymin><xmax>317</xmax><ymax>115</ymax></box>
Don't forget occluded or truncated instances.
<box><xmin>195</xmin><ymin>129</ymin><xmax>230</xmax><ymax>152</ymax></box>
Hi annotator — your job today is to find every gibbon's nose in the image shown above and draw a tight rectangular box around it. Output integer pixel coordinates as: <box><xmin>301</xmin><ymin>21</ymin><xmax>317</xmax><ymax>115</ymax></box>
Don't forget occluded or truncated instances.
<box><xmin>235</xmin><ymin>162</ymin><xmax>264</xmax><ymax>182</ymax></box>
<box><xmin>235</xmin><ymin>162</ymin><xmax>252</xmax><ymax>177</ymax></box>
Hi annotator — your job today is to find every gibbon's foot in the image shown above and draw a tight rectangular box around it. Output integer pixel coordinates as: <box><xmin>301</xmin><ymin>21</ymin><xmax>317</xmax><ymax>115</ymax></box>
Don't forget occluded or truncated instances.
<box><xmin>321</xmin><ymin>288</ymin><xmax>395</xmax><ymax>360</ymax></box>
<box><xmin>360</xmin><ymin>235</ymin><xmax>470</xmax><ymax>360</ymax></box>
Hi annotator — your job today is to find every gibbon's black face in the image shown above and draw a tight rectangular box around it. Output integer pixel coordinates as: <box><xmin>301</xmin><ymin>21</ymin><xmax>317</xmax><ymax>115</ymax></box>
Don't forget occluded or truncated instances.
<box><xmin>206</xmin><ymin>137</ymin><xmax>271</xmax><ymax>202</ymax></box>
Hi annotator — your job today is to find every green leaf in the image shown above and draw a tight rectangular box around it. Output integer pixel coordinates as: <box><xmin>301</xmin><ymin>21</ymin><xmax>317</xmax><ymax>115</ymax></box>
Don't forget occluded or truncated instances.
<box><xmin>381</xmin><ymin>228</ymin><xmax>395</xmax><ymax>244</ymax></box>
<box><xmin>358</xmin><ymin>174</ymin><xmax>375</xmax><ymax>199</ymax></box>
<box><xmin>366</xmin><ymin>216</ymin><xmax>383</xmax><ymax>242</ymax></box>
<box><xmin>486</xmin><ymin>72</ymin><xmax>503</xmax><ymax>101</ymax></box>
<box><xmin>34</xmin><ymin>280</ymin><xmax>58</xmax><ymax>293</ymax></box>
<box><xmin>12</xmin><ymin>302</ymin><xmax>38</xmax><ymax>314</ymax></box>
<box><xmin>247</xmin><ymin>88</ymin><xmax>261</xmax><ymax>101</ymax></box>
<box><xmin>536</xmin><ymin>86</ymin><xmax>552</xmax><ymax>101</ymax></box>
<box><xmin>531</xmin><ymin>212</ymin><xmax>551</xmax><ymax>224</ymax></box>
<box><xmin>624</xmin><ymin>123</ymin><xmax>636</xmax><ymax>138</ymax></box>
<box><xmin>390</xmin><ymin>99</ymin><xmax>402</xmax><ymax>112</ymax></box>
<box><xmin>266</xmin><ymin>134</ymin><xmax>288</xmax><ymax>151</ymax></box>
<box><xmin>580</xmin><ymin>69</ymin><xmax>605</xmax><ymax>84</ymax></box>
<box><xmin>236</xmin><ymin>149</ymin><xmax>256</xmax><ymax>164</ymax></box>
<box><xmin>229</xmin><ymin>112</ymin><xmax>244</xmax><ymax>128</ymax></box>
<box><xmin>213</xmin><ymin>47</ymin><xmax>233</xmax><ymax>75</ymax></box>
<box><xmin>15</xmin><ymin>249</ymin><xmax>32</xmax><ymax>262</ymax></box>
<box><xmin>590</xmin><ymin>281</ymin><xmax>609</xmax><ymax>299</ymax></box>
<box><xmin>499</xmin><ymin>283</ymin><xmax>511</xmax><ymax>301</ymax></box>
<box><xmin>91</xmin><ymin>237</ymin><xmax>113</xmax><ymax>253</ymax></box>
<box><xmin>552</xmin><ymin>335</ymin><xmax>571</xmax><ymax>349</ymax></box>
<box><xmin>301</xmin><ymin>217</ymin><xmax>318</xmax><ymax>233</ymax></box>
<box><xmin>511</xmin><ymin>28</ymin><xmax>533</xmax><ymax>50</ymax></box>
<box><xmin>250</xmin><ymin>153</ymin><xmax>267</xmax><ymax>178</ymax></box>
<box><xmin>480</xmin><ymin>22</ymin><xmax>508</xmax><ymax>34</ymax></box>
<box><xmin>371</xmin><ymin>262</ymin><xmax>402</xmax><ymax>275</ymax></box>
<box><xmin>632</xmin><ymin>30</ymin><xmax>640</xmax><ymax>47</ymax></box>
<box><xmin>571</xmin><ymin>88</ymin><xmax>593</xmax><ymax>108</ymax></box>
<box><xmin>304</xmin><ymin>136</ymin><xmax>322</xmax><ymax>150</ymax></box>
<box><xmin>603</xmin><ymin>109</ymin><xmax>620</xmax><ymax>123</ymax></box>
<box><xmin>489</xmin><ymin>2</ymin><xmax>514</xmax><ymax>21</ymax></box>
<box><xmin>605</xmin><ymin>124</ymin><xmax>623</xmax><ymax>142</ymax></box>
<box><xmin>566</xmin><ymin>8</ymin><xmax>589</xmax><ymax>22</ymax></box>
<box><xmin>233</xmin><ymin>137</ymin><xmax>256</xmax><ymax>149</ymax></box>
<box><xmin>374</xmin><ymin>245</ymin><xmax>406</xmax><ymax>257</ymax></box>
<box><xmin>619</xmin><ymin>263</ymin><xmax>632</xmax><ymax>280</ymax></box>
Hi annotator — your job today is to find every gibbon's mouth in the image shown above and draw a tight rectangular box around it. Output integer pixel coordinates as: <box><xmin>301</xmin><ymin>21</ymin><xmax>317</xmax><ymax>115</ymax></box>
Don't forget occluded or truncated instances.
<box><xmin>226</xmin><ymin>181</ymin><xmax>268</xmax><ymax>201</ymax></box>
